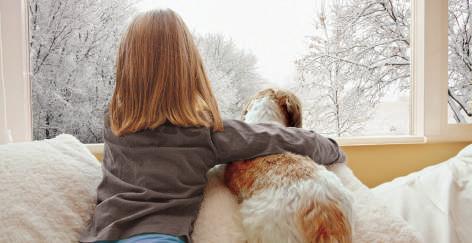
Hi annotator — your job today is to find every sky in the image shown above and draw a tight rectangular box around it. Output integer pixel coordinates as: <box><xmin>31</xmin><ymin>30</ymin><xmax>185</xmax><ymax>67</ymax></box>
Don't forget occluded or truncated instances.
<box><xmin>135</xmin><ymin>0</ymin><xmax>319</xmax><ymax>87</ymax></box>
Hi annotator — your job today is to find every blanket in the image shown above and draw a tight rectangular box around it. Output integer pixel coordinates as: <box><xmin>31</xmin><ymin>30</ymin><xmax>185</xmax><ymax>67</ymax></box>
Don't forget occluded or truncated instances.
<box><xmin>373</xmin><ymin>144</ymin><xmax>472</xmax><ymax>243</ymax></box>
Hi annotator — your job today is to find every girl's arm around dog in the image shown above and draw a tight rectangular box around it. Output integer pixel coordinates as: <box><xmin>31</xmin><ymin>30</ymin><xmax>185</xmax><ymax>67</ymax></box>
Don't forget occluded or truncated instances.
<box><xmin>210</xmin><ymin>119</ymin><xmax>346</xmax><ymax>166</ymax></box>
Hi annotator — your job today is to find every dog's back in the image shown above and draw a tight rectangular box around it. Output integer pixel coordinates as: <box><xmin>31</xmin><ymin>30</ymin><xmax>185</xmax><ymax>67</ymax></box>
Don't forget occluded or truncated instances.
<box><xmin>225</xmin><ymin>88</ymin><xmax>352</xmax><ymax>243</ymax></box>
<box><xmin>225</xmin><ymin>153</ymin><xmax>352</xmax><ymax>243</ymax></box>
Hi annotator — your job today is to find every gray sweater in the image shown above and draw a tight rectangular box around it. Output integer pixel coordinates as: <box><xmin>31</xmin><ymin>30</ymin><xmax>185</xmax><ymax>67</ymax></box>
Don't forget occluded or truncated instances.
<box><xmin>79</xmin><ymin>118</ymin><xmax>345</xmax><ymax>242</ymax></box>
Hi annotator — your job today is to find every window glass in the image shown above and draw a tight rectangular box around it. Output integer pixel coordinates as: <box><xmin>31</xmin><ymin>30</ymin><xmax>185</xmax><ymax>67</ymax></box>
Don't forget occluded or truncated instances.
<box><xmin>30</xmin><ymin>0</ymin><xmax>411</xmax><ymax>143</ymax></box>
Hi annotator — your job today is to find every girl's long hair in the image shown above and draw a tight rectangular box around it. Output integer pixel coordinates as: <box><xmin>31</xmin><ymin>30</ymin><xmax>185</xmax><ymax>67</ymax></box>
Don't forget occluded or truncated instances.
<box><xmin>109</xmin><ymin>9</ymin><xmax>223</xmax><ymax>136</ymax></box>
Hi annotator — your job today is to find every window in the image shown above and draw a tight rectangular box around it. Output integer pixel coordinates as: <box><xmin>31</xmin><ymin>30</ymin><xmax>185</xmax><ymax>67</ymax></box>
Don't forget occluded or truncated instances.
<box><xmin>2</xmin><ymin>0</ymin><xmax>470</xmax><ymax>144</ymax></box>
<box><xmin>27</xmin><ymin>0</ymin><xmax>412</xmax><ymax>143</ymax></box>
<box><xmin>448</xmin><ymin>0</ymin><xmax>472</xmax><ymax>124</ymax></box>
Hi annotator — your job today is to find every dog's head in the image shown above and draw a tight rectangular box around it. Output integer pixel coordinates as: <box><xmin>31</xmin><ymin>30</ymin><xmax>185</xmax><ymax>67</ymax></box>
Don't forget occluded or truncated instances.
<box><xmin>241</xmin><ymin>88</ymin><xmax>302</xmax><ymax>128</ymax></box>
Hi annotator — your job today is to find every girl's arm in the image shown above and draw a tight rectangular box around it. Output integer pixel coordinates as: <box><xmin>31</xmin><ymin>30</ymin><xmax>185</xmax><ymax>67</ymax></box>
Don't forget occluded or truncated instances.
<box><xmin>210</xmin><ymin>119</ymin><xmax>346</xmax><ymax>165</ymax></box>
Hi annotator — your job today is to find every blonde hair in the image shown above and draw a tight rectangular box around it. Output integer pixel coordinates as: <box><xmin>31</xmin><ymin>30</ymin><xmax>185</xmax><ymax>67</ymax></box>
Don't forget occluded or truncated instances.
<box><xmin>109</xmin><ymin>9</ymin><xmax>223</xmax><ymax>136</ymax></box>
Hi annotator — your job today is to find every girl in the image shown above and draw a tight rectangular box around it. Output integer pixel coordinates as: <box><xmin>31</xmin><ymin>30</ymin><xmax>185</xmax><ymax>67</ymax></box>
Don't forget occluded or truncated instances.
<box><xmin>80</xmin><ymin>9</ymin><xmax>345</xmax><ymax>243</ymax></box>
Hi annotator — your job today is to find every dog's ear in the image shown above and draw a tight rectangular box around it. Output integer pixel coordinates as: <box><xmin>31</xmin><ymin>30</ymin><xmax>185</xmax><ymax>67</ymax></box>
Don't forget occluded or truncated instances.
<box><xmin>276</xmin><ymin>90</ymin><xmax>302</xmax><ymax>128</ymax></box>
<box><xmin>241</xmin><ymin>88</ymin><xmax>276</xmax><ymax>121</ymax></box>
<box><xmin>240</xmin><ymin>100</ymin><xmax>252</xmax><ymax>121</ymax></box>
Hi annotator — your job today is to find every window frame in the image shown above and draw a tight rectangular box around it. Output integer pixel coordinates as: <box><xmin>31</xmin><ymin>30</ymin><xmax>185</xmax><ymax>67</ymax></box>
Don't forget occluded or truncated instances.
<box><xmin>416</xmin><ymin>0</ymin><xmax>472</xmax><ymax>143</ymax></box>
<box><xmin>0</xmin><ymin>0</ymin><xmax>31</xmax><ymax>143</ymax></box>
<box><xmin>0</xmin><ymin>0</ymin><xmax>470</xmax><ymax>145</ymax></box>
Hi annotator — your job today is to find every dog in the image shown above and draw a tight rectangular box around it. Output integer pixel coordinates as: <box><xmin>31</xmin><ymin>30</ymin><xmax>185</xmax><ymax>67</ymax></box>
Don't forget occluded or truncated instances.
<box><xmin>224</xmin><ymin>88</ymin><xmax>353</xmax><ymax>243</ymax></box>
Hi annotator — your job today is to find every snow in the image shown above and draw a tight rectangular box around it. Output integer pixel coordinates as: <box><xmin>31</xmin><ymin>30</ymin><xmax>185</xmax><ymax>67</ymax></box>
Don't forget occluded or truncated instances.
<box><xmin>364</xmin><ymin>95</ymin><xmax>410</xmax><ymax>136</ymax></box>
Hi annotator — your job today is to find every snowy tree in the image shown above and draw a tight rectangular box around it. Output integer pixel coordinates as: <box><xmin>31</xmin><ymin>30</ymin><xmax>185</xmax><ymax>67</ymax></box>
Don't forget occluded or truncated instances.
<box><xmin>295</xmin><ymin>5</ymin><xmax>373</xmax><ymax>136</ymax></box>
<box><xmin>448</xmin><ymin>0</ymin><xmax>472</xmax><ymax>123</ymax></box>
<box><xmin>195</xmin><ymin>33</ymin><xmax>263</xmax><ymax>119</ymax></box>
<box><xmin>30</xmin><ymin>0</ymin><xmax>136</xmax><ymax>143</ymax></box>
<box><xmin>295</xmin><ymin>0</ymin><xmax>411</xmax><ymax>136</ymax></box>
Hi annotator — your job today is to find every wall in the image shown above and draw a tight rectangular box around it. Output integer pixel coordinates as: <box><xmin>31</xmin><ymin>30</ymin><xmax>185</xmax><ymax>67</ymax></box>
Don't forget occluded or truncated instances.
<box><xmin>343</xmin><ymin>142</ymin><xmax>470</xmax><ymax>187</ymax></box>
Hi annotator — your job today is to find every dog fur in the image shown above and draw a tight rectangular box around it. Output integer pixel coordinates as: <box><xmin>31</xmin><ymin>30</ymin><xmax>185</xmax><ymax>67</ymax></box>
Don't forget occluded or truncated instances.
<box><xmin>224</xmin><ymin>88</ymin><xmax>353</xmax><ymax>243</ymax></box>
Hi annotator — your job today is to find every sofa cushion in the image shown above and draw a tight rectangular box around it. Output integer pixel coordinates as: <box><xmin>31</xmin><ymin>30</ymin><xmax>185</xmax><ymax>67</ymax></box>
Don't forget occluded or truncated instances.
<box><xmin>0</xmin><ymin>134</ymin><xmax>102</xmax><ymax>242</ymax></box>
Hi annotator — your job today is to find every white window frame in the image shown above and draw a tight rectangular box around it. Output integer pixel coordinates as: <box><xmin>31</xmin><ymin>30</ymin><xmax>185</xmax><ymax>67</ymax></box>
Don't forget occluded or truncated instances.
<box><xmin>0</xmin><ymin>0</ymin><xmax>471</xmax><ymax>145</ymax></box>
<box><xmin>0</xmin><ymin>0</ymin><xmax>31</xmax><ymax>142</ymax></box>
<box><xmin>416</xmin><ymin>0</ymin><xmax>472</xmax><ymax>143</ymax></box>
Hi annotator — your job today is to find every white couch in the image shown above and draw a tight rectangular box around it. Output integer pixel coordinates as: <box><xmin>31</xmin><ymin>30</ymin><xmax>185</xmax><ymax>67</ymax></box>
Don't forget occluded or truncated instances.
<box><xmin>0</xmin><ymin>134</ymin><xmax>423</xmax><ymax>242</ymax></box>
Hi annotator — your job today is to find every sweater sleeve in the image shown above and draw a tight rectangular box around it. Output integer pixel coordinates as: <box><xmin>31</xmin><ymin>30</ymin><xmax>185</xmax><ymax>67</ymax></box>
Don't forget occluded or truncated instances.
<box><xmin>210</xmin><ymin>120</ymin><xmax>346</xmax><ymax>165</ymax></box>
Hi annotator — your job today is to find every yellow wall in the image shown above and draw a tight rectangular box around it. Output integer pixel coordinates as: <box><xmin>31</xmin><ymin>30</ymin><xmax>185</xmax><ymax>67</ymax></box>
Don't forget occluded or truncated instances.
<box><xmin>343</xmin><ymin>142</ymin><xmax>470</xmax><ymax>188</ymax></box>
<box><xmin>88</xmin><ymin>142</ymin><xmax>471</xmax><ymax>188</ymax></box>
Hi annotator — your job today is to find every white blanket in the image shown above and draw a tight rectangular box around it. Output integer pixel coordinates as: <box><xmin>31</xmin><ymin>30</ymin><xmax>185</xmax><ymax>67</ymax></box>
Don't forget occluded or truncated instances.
<box><xmin>372</xmin><ymin>144</ymin><xmax>472</xmax><ymax>243</ymax></box>
<box><xmin>193</xmin><ymin>163</ymin><xmax>423</xmax><ymax>243</ymax></box>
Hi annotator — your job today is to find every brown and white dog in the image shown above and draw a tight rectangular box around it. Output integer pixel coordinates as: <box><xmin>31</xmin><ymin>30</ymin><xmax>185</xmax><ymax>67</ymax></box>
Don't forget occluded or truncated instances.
<box><xmin>224</xmin><ymin>88</ymin><xmax>353</xmax><ymax>243</ymax></box>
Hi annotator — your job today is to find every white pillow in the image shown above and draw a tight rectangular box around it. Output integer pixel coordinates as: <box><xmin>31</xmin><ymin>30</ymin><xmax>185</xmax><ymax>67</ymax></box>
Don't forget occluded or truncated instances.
<box><xmin>0</xmin><ymin>134</ymin><xmax>102</xmax><ymax>243</ymax></box>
